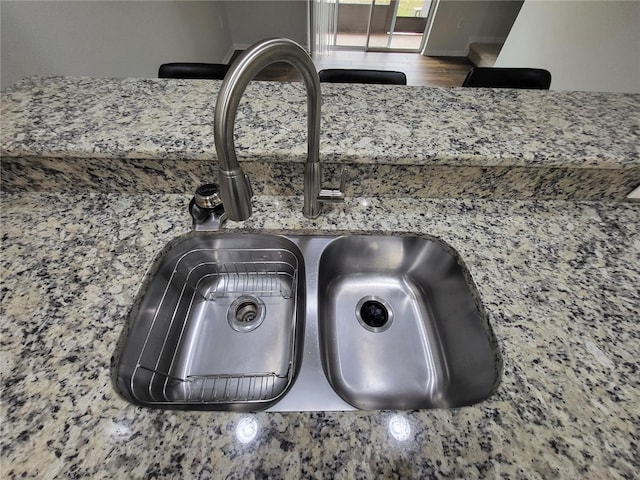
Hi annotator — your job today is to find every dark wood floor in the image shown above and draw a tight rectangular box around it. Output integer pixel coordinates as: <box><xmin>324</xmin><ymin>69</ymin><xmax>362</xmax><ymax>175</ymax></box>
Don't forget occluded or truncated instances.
<box><xmin>314</xmin><ymin>50</ymin><xmax>473</xmax><ymax>87</ymax></box>
<box><xmin>231</xmin><ymin>49</ymin><xmax>473</xmax><ymax>87</ymax></box>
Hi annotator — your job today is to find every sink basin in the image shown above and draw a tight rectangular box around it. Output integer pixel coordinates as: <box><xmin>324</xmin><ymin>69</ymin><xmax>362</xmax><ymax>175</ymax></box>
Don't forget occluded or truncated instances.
<box><xmin>113</xmin><ymin>232</ymin><xmax>500</xmax><ymax>411</ymax></box>
<box><xmin>113</xmin><ymin>233</ymin><xmax>306</xmax><ymax>411</ymax></box>
<box><xmin>317</xmin><ymin>235</ymin><xmax>500</xmax><ymax>410</ymax></box>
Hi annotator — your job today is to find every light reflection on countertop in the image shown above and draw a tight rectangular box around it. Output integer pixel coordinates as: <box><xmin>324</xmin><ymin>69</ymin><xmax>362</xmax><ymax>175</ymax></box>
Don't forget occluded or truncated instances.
<box><xmin>104</xmin><ymin>419</ymin><xmax>135</xmax><ymax>443</ymax></box>
<box><xmin>235</xmin><ymin>416</ymin><xmax>259</xmax><ymax>444</ymax></box>
<box><xmin>387</xmin><ymin>414</ymin><xmax>412</xmax><ymax>442</ymax></box>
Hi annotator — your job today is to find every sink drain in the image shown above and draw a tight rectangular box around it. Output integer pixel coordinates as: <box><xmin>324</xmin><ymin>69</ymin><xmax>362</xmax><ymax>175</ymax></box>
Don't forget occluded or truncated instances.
<box><xmin>228</xmin><ymin>295</ymin><xmax>266</xmax><ymax>332</ymax></box>
<box><xmin>356</xmin><ymin>296</ymin><xmax>393</xmax><ymax>332</ymax></box>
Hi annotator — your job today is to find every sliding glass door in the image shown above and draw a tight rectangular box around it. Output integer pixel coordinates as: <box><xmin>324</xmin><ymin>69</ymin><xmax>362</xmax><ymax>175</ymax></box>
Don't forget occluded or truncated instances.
<box><xmin>327</xmin><ymin>0</ymin><xmax>432</xmax><ymax>52</ymax></box>
<box><xmin>367</xmin><ymin>0</ymin><xmax>431</xmax><ymax>51</ymax></box>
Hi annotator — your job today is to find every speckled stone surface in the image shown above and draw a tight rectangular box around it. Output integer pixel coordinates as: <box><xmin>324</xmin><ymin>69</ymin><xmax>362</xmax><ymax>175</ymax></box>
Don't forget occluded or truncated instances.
<box><xmin>2</xmin><ymin>192</ymin><xmax>639</xmax><ymax>479</ymax></box>
<box><xmin>2</xmin><ymin>156</ymin><xmax>639</xmax><ymax>203</ymax></box>
<box><xmin>2</xmin><ymin>76</ymin><xmax>639</xmax><ymax>200</ymax></box>
<box><xmin>1</xmin><ymin>75</ymin><xmax>639</xmax><ymax>477</ymax></box>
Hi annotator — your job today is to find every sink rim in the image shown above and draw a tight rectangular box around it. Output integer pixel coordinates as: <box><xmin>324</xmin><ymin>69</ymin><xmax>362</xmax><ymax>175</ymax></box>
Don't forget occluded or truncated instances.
<box><xmin>112</xmin><ymin>229</ymin><xmax>503</xmax><ymax>412</ymax></box>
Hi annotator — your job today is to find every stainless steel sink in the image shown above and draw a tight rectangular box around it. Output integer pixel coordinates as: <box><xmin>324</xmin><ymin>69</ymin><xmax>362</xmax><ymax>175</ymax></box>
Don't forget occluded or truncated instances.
<box><xmin>113</xmin><ymin>232</ymin><xmax>501</xmax><ymax>411</ymax></box>
<box><xmin>317</xmin><ymin>235</ymin><xmax>500</xmax><ymax>410</ymax></box>
<box><xmin>113</xmin><ymin>234</ymin><xmax>305</xmax><ymax>411</ymax></box>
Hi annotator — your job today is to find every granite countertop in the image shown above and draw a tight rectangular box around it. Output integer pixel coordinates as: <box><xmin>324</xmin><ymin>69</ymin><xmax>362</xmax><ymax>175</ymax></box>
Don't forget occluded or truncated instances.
<box><xmin>2</xmin><ymin>77</ymin><xmax>639</xmax><ymax>203</ymax></box>
<box><xmin>2</xmin><ymin>76</ymin><xmax>639</xmax><ymax>170</ymax></box>
<box><xmin>1</xmin><ymin>76</ymin><xmax>639</xmax><ymax>478</ymax></box>
<box><xmin>1</xmin><ymin>192</ymin><xmax>639</xmax><ymax>478</ymax></box>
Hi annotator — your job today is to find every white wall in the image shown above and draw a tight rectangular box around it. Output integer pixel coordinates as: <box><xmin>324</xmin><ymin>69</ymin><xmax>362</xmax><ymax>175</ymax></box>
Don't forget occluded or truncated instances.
<box><xmin>423</xmin><ymin>0</ymin><xmax>523</xmax><ymax>56</ymax></box>
<box><xmin>224</xmin><ymin>0</ymin><xmax>307</xmax><ymax>51</ymax></box>
<box><xmin>1</xmin><ymin>1</ymin><xmax>233</xmax><ymax>88</ymax></box>
<box><xmin>495</xmin><ymin>1</ymin><xmax>640</xmax><ymax>93</ymax></box>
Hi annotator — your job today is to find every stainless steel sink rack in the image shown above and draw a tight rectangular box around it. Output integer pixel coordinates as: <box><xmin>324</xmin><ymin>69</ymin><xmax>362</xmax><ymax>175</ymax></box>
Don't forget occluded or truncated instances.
<box><xmin>133</xmin><ymin>367</ymin><xmax>288</xmax><ymax>404</ymax></box>
<box><xmin>127</xmin><ymin>246</ymin><xmax>301</xmax><ymax>407</ymax></box>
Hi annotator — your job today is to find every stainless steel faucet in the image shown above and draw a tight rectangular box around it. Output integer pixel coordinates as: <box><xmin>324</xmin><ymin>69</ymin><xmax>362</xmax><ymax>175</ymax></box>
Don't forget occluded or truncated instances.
<box><xmin>214</xmin><ymin>38</ymin><xmax>344</xmax><ymax>221</ymax></box>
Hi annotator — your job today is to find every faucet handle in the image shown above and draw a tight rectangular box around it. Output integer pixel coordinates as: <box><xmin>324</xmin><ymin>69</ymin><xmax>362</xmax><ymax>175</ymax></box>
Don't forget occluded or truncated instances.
<box><xmin>318</xmin><ymin>169</ymin><xmax>347</xmax><ymax>203</ymax></box>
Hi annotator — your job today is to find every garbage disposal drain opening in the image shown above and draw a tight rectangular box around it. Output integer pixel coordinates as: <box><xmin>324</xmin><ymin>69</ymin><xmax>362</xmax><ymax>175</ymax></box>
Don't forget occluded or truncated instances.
<box><xmin>356</xmin><ymin>296</ymin><xmax>393</xmax><ymax>332</ymax></box>
<box><xmin>236</xmin><ymin>302</ymin><xmax>258</xmax><ymax>322</ymax></box>
<box><xmin>228</xmin><ymin>295</ymin><xmax>266</xmax><ymax>332</ymax></box>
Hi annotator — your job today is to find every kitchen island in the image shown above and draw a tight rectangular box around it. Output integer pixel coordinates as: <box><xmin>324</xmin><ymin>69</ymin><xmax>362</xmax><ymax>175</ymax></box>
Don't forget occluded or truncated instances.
<box><xmin>1</xmin><ymin>77</ymin><xmax>639</xmax><ymax>478</ymax></box>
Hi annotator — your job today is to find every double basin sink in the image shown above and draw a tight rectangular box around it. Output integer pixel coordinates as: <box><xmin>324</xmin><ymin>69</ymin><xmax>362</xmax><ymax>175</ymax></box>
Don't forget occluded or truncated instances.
<box><xmin>113</xmin><ymin>232</ymin><xmax>501</xmax><ymax>411</ymax></box>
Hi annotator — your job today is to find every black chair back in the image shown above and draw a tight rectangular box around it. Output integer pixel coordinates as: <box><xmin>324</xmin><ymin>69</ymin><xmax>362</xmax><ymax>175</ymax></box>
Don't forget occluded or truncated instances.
<box><xmin>462</xmin><ymin>67</ymin><xmax>551</xmax><ymax>89</ymax></box>
<box><xmin>319</xmin><ymin>69</ymin><xmax>407</xmax><ymax>85</ymax></box>
<box><xmin>158</xmin><ymin>63</ymin><xmax>231</xmax><ymax>80</ymax></box>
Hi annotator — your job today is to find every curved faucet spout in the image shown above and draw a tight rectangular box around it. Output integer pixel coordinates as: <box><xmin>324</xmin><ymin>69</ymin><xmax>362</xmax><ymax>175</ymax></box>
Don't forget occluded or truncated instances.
<box><xmin>214</xmin><ymin>38</ymin><xmax>323</xmax><ymax>220</ymax></box>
